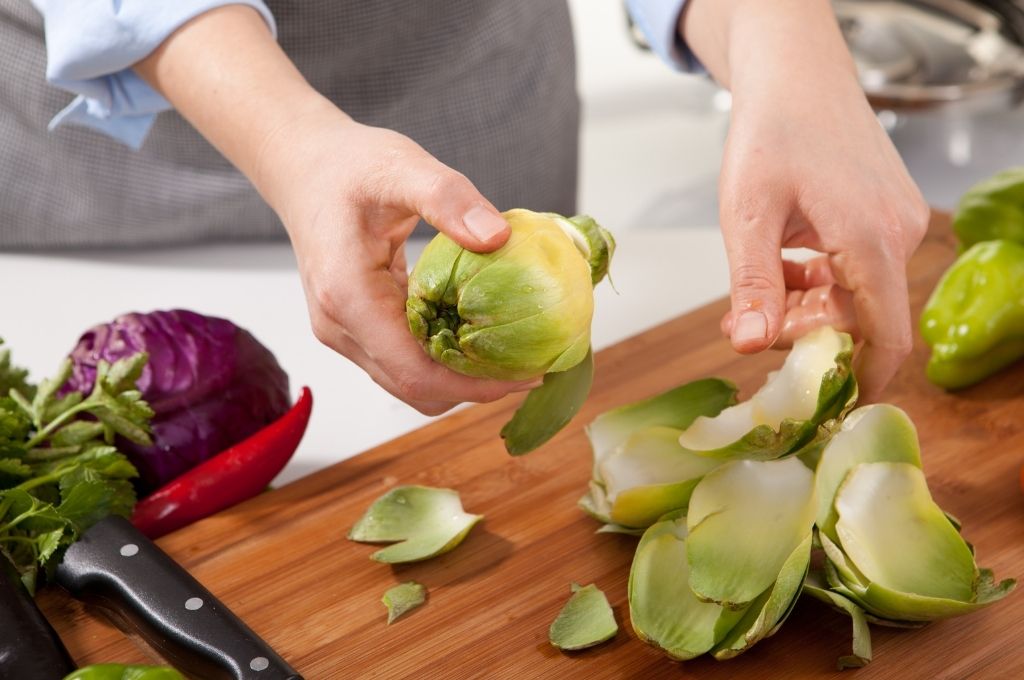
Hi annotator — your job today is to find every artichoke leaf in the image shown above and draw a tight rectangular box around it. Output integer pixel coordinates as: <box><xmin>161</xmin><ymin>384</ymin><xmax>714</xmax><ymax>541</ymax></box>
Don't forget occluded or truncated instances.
<box><xmin>382</xmin><ymin>582</ymin><xmax>427</xmax><ymax>624</ymax></box>
<box><xmin>677</xmin><ymin>326</ymin><xmax>856</xmax><ymax>461</ymax></box>
<box><xmin>597</xmin><ymin>426</ymin><xmax>722</xmax><ymax>528</ymax></box>
<box><xmin>348</xmin><ymin>485</ymin><xmax>482</xmax><ymax>563</ymax></box>
<box><xmin>814</xmin><ymin>404</ymin><xmax>922</xmax><ymax>543</ymax></box>
<box><xmin>803</xmin><ymin>572</ymin><xmax>873</xmax><ymax>670</ymax></box>
<box><xmin>711</xmin><ymin>533</ymin><xmax>813</xmax><ymax>659</ymax></box>
<box><xmin>628</xmin><ymin>512</ymin><xmax>748</xmax><ymax>660</ymax></box>
<box><xmin>501</xmin><ymin>348</ymin><xmax>593</xmax><ymax>455</ymax></box>
<box><xmin>548</xmin><ymin>583</ymin><xmax>618</xmax><ymax>651</ymax></box>
<box><xmin>686</xmin><ymin>457</ymin><xmax>817</xmax><ymax>609</ymax></box>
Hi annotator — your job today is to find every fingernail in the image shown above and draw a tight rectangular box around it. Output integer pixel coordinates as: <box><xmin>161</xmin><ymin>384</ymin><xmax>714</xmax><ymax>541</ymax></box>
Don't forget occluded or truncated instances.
<box><xmin>463</xmin><ymin>205</ymin><xmax>507</xmax><ymax>242</ymax></box>
<box><xmin>733</xmin><ymin>311</ymin><xmax>767</xmax><ymax>345</ymax></box>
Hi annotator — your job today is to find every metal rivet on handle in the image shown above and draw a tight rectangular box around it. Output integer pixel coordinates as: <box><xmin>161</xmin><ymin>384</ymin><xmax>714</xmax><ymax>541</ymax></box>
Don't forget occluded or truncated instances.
<box><xmin>185</xmin><ymin>597</ymin><xmax>204</xmax><ymax>611</ymax></box>
<box><xmin>250</xmin><ymin>657</ymin><xmax>269</xmax><ymax>671</ymax></box>
<box><xmin>119</xmin><ymin>544</ymin><xmax>139</xmax><ymax>557</ymax></box>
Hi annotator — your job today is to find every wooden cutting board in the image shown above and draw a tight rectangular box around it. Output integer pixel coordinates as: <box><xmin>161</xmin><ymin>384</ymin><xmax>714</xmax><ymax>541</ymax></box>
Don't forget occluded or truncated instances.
<box><xmin>38</xmin><ymin>214</ymin><xmax>1024</xmax><ymax>679</ymax></box>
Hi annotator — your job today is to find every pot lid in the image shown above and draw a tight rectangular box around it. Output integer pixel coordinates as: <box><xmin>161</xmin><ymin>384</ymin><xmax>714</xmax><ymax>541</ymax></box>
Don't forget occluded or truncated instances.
<box><xmin>835</xmin><ymin>0</ymin><xmax>1024</xmax><ymax>109</ymax></box>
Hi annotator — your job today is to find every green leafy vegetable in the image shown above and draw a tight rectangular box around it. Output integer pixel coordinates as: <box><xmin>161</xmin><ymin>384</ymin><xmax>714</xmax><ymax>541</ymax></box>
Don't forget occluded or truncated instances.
<box><xmin>0</xmin><ymin>346</ymin><xmax>151</xmax><ymax>593</ymax></box>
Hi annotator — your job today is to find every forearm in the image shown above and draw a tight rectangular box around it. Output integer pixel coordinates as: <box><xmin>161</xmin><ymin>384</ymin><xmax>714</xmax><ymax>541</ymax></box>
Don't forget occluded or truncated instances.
<box><xmin>133</xmin><ymin>5</ymin><xmax>339</xmax><ymax>213</ymax></box>
<box><xmin>681</xmin><ymin>0</ymin><xmax>860</xmax><ymax>101</ymax></box>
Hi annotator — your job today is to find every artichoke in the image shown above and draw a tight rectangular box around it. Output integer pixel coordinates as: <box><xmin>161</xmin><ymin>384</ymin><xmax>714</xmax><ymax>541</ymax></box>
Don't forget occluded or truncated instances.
<box><xmin>407</xmin><ymin>209</ymin><xmax>614</xmax><ymax>455</ymax></box>
<box><xmin>407</xmin><ymin>209</ymin><xmax>613</xmax><ymax>381</ymax></box>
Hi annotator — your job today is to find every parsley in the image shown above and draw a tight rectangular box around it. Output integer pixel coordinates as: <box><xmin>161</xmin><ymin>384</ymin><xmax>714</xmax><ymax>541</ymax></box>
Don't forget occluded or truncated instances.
<box><xmin>0</xmin><ymin>340</ymin><xmax>152</xmax><ymax>594</ymax></box>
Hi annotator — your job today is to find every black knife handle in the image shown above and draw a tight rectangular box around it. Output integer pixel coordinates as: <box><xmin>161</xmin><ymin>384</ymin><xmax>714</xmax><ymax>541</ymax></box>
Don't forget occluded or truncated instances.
<box><xmin>55</xmin><ymin>516</ymin><xmax>302</xmax><ymax>680</ymax></box>
<box><xmin>0</xmin><ymin>565</ymin><xmax>76</xmax><ymax>680</ymax></box>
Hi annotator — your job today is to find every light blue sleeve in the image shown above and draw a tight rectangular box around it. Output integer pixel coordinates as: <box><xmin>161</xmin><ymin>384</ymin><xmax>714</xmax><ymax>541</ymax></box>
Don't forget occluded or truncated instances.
<box><xmin>625</xmin><ymin>0</ymin><xmax>704</xmax><ymax>73</ymax></box>
<box><xmin>31</xmin><ymin>1</ymin><xmax>277</xmax><ymax>149</ymax></box>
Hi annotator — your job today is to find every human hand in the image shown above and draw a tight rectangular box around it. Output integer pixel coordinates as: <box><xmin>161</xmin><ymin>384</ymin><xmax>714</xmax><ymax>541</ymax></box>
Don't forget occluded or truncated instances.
<box><xmin>259</xmin><ymin>107</ymin><xmax>540</xmax><ymax>414</ymax></box>
<box><xmin>683</xmin><ymin>0</ymin><xmax>929</xmax><ymax>402</ymax></box>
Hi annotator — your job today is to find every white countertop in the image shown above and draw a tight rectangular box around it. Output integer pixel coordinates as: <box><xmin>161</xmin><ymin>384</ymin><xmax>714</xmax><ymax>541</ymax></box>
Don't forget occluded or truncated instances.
<box><xmin>0</xmin><ymin>229</ymin><xmax>732</xmax><ymax>486</ymax></box>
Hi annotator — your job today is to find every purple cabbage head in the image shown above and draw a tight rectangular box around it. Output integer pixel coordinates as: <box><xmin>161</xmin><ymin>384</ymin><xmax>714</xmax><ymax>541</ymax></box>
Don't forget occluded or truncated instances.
<box><xmin>63</xmin><ymin>310</ymin><xmax>290</xmax><ymax>492</ymax></box>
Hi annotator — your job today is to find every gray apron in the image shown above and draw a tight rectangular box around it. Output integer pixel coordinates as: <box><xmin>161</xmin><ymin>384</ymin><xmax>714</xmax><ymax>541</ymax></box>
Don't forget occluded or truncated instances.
<box><xmin>0</xmin><ymin>0</ymin><xmax>578</xmax><ymax>249</ymax></box>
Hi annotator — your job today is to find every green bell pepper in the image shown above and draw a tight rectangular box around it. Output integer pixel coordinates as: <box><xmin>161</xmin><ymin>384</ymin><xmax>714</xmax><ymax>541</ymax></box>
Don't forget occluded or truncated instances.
<box><xmin>920</xmin><ymin>239</ymin><xmax>1024</xmax><ymax>389</ymax></box>
<box><xmin>953</xmin><ymin>167</ymin><xmax>1024</xmax><ymax>249</ymax></box>
<box><xmin>62</xmin><ymin>664</ymin><xmax>184</xmax><ymax>680</ymax></box>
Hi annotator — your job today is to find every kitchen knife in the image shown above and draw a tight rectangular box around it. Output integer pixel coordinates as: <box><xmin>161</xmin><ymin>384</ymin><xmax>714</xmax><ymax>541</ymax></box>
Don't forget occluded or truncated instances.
<box><xmin>55</xmin><ymin>516</ymin><xmax>302</xmax><ymax>680</ymax></box>
<box><xmin>0</xmin><ymin>559</ymin><xmax>76</xmax><ymax>679</ymax></box>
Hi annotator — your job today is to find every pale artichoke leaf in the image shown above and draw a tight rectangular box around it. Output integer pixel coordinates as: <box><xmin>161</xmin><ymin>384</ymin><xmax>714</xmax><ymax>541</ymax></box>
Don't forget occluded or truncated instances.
<box><xmin>802</xmin><ymin>578</ymin><xmax>872</xmax><ymax>670</ymax></box>
<box><xmin>686</xmin><ymin>457</ymin><xmax>817</xmax><ymax>609</ymax></box>
<box><xmin>548</xmin><ymin>583</ymin><xmax>618</xmax><ymax>651</ymax></box>
<box><xmin>628</xmin><ymin>515</ymin><xmax>746</xmax><ymax>660</ymax></box>
<box><xmin>814</xmin><ymin>404</ymin><xmax>922</xmax><ymax>543</ymax></box>
<box><xmin>348</xmin><ymin>485</ymin><xmax>482</xmax><ymax>563</ymax></box>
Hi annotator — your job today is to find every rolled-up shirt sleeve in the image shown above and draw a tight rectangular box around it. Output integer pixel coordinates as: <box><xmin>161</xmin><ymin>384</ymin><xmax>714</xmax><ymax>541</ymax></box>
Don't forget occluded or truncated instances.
<box><xmin>625</xmin><ymin>0</ymin><xmax>703</xmax><ymax>73</ymax></box>
<box><xmin>31</xmin><ymin>1</ymin><xmax>276</xmax><ymax>149</ymax></box>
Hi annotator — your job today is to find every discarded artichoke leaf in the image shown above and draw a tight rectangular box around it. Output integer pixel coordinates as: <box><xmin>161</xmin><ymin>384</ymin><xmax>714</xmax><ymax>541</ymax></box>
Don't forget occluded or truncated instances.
<box><xmin>711</xmin><ymin>533</ymin><xmax>812</xmax><ymax>659</ymax></box>
<box><xmin>501</xmin><ymin>348</ymin><xmax>593</xmax><ymax>456</ymax></box>
<box><xmin>585</xmin><ymin>378</ymin><xmax>739</xmax><ymax>473</ymax></box>
<box><xmin>833</xmin><ymin>463</ymin><xmax>1015</xmax><ymax>620</ymax></box>
<box><xmin>628</xmin><ymin>512</ymin><xmax>747</xmax><ymax>660</ymax></box>
<box><xmin>548</xmin><ymin>583</ymin><xmax>618</xmax><ymax>651</ymax></box>
<box><xmin>677</xmin><ymin>326</ymin><xmax>856</xmax><ymax>460</ymax></box>
<box><xmin>597</xmin><ymin>426</ymin><xmax>722</xmax><ymax>528</ymax></box>
<box><xmin>382</xmin><ymin>581</ymin><xmax>427</xmax><ymax>624</ymax></box>
<box><xmin>814</xmin><ymin>404</ymin><xmax>922</xmax><ymax>543</ymax></box>
<box><xmin>802</xmin><ymin>572</ymin><xmax>872</xmax><ymax>670</ymax></box>
<box><xmin>686</xmin><ymin>457</ymin><xmax>817</xmax><ymax>609</ymax></box>
<box><xmin>348</xmin><ymin>485</ymin><xmax>482</xmax><ymax>563</ymax></box>
<box><xmin>595</xmin><ymin>523</ymin><xmax>645</xmax><ymax>536</ymax></box>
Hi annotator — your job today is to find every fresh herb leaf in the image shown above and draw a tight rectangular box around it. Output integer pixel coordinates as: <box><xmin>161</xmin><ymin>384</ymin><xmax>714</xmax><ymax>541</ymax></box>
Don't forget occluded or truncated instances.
<box><xmin>0</xmin><ymin>339</ymin><xmax>33</xmax><ymax>400</ymax></box>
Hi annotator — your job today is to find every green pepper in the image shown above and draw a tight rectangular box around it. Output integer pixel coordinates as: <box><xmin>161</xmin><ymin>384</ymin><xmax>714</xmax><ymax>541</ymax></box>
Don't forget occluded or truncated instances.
<box><xmin>920</xmin><ymin>239</ymin><xmax>1024</xmax><ymax>389</ymax></box>
<box><xmin>62</xmin><ymin>664</ymin><xmax>185</xmax><ymax>680</ymax></box>
<box><xmin>953</xmin><ymin>167</ymin><xmax>1024</xmax><ymax>249</ymax></box>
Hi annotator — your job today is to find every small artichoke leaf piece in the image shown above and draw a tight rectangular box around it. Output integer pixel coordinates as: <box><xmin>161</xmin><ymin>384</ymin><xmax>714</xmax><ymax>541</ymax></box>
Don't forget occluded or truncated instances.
<box><xmin>834</xmin><ymin>462</ymin><xmax>1015</xmax><ymax>620</ymax></box>
<box><xmin>548</xmin><ymin>582</ymin><xmax>618</xmax><ymax>651</ymax></box>
<box><xmin>598</xmin><ymin>426</ymin><xmax>722</xmax><ymax>528</ymax></box>
<box><xmin>578</xmin><ymin>480</ymin><xmax>613</xmax><ymax>524</ymax></box>
<box><xmin>382</xmin><ymin>581</ymin><xmax>427</xmax><ymax>624</ymax></box>
<box><xmin>628</xmin><ymin>513</ymin><xmax>748</xmax><ymax>660</ymax></box>
<box><xmin>348</xmin><ymin>485</ymin><xmax>482</xmax><ymax>564</ymax></box>
<box><xmin>586</xmin><ymin>378</ymin><xmax>738</xmax><ymax>474</ymax></box>
<box><xmin>814</xmin><ymin>404</ymin><xmax>922</xmax><ymax>543</ymax></box>
<box><xmin>595</xmin><ymin>522</ymin><xmax>645</xmax><ymax>536</ymax></box>
<box><xmin>802</xmin><ymin>574</ymin><xmax>873</xmax><ymax>670</ymax></box>
<box><xmin>686</xmin><ymin>457</ymin><xmax>817</xmax><ymax>609</ymax></box>
<box><xmin>501</xmin><ymin>348</ymin><xmax>593</xmax><ymax>456</ymax></box>
<box><xmin>547</xmin><ymin>213</ymin><xmax>616</xmax><ymax>285</ymax></box>
<box><xmin>678</xmin><ymin>326</ymin><xmax>856</xmax><ymax>460</ymax></box>
<box><xmin>711</xmin><ymin>532</ymin><xmax>813</xmax><ymax>659</ymax></box>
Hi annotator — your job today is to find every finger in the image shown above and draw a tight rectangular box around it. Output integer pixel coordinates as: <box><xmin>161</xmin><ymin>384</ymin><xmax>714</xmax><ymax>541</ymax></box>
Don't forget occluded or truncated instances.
<box><xmin>782</xmin><ymin>257</ymin><xmax>837</xmax><ymax>290</ymax></box>
<box><xmin>719</xmin><ymin>198</ymin><xmax>788</xmax><ymax>353</ymax></box>
<box><xmin>773</xmin><ymin>285</ymin><xmax>858</xmax><ymax>348</ymax></box>
<box><xmin>390</xmin><ymin>244</ymin><xmax>408</xmax><ymax>288</ymax></box>
<box><xmin>829</xmin><ymin>250</ymin><xmax>913</xmax><ymax>403</ymax></box>
<box><xmin>402</xmin><ymin>153</ymin><xmax>510</xmax><ymax>252</ymax></box>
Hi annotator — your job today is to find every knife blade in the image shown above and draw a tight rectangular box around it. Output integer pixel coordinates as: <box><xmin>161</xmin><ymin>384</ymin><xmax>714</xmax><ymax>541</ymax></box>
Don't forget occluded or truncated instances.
<box><xmin>55</xmin><ymin>516</ymin><xmax>302</xmax><ymax>680</ymax></box>
<box><xmin>0</xmin><ymin>561</ymin><xmax>76</xmax><ymax>679</ymax></box>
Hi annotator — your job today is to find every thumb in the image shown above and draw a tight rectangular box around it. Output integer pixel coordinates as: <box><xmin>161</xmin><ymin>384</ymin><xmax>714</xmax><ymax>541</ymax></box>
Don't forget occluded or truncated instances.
<box><xmin>720</xmin><ymin>213</ymin><xmax>786</xmax><ymax>354</ymax></box>
<box><xmin>407</xmin><ymin>155</ymin><xmax>509</xmax><ymax>252</ymax></box>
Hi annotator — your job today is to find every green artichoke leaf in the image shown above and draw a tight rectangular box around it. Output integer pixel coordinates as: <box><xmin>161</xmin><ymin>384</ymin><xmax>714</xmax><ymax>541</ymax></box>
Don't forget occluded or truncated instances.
<box><xmin>803</xmin><ymin>571</ymin><xmax>873</xmax><ymax>670</ymax></box>
<box><xmin>833</xmin><ymin>462</ymin><xmax>1015</xmax><ymax>621</ymax></box>
<box><xmin>628</xmin><ymin>511</ymin><xmax>748</xmax><ymax>660</ymax></box>
<box><xmin>382</xmin><ymin>581</ymin><xmax>427</xmax><ymax>624</ymax></box>
<box><xmin>677</xmin><ymin>326</ymin><xmax>856</xmax><ymax>461</ymax></box>
<box><xmin>686</xmin><ymin>457</ymin><xmax>817</xmax><ymax>609</ymax></box>
<box><xmin>348</xmin><ymin>485</ymin><xmax>482</xmax><ymax>563</ymax></box>
<box><xmin>814</xmin><ymin>404</ymin><xmax>922</xmax><ymax>543</ymax></box>
<box><xmin>548</xmin><ymin>582</ymin><xmax>618</xmax><ymax>651</ymax></box>
<box><xmin>597</xmin><ymin>426</ymin><xmax>722</xmax><ymax>528</ymax></box>
<box><xmin>711</xmin><ymin>533</ymin><xmax>812</xmax><ymax>659</ymax></box>
<box><xmin>501</xmin><ymin>348</ymin><xmax>593</xmax><ymax>456</ymax></box>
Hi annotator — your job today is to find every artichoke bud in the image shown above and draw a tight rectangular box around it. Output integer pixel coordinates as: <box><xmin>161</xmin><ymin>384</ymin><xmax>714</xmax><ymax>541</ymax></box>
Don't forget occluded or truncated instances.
<box><xmin>406</xmin><ymin>208</ymin><xmax>613</xmax><ymax>380</ymax></box>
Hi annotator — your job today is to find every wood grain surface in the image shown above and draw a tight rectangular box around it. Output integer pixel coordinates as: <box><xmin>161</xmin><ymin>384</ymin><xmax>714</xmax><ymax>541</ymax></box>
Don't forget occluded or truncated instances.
<box><xmin>38</xmin><ymin>214</ymin><xmax>1024</xmax><ymax>679</ymax></box>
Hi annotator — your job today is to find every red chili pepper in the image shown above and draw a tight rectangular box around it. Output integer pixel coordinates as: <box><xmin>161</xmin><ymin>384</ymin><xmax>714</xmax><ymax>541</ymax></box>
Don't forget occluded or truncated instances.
<box><xmin>131</xmin><ymin>386</ymin><xmax>313</xmax><ymax>539</ymax></box>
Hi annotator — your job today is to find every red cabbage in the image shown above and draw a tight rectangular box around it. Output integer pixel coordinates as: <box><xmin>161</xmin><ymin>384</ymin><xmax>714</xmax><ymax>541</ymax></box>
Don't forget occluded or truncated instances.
<box><xmin>62</xmin><ymin>310</ymin><xmax>290</xmax><ymax>491</ymax></box>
